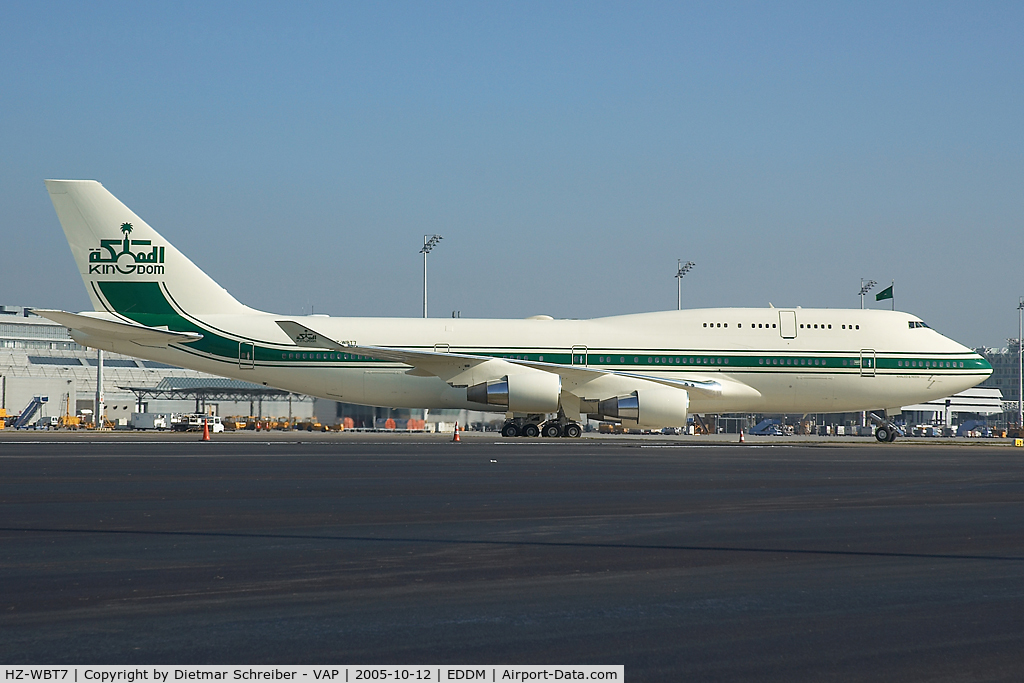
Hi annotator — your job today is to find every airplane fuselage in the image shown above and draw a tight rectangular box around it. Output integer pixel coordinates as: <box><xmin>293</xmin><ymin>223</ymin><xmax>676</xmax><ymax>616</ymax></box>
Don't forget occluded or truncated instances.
<box><xmin>77</xmin><ymin>302</ymin><xmax>988</xmax><ymax>416</ymax></box>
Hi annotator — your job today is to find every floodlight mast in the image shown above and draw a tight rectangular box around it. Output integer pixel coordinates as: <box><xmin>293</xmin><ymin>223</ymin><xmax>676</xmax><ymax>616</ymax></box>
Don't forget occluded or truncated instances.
<box><xmin>675</xmin><ymin>260</ymin><xmax>695</xmax><ymax>310</ymax></box>
<box><xmin>420</xmin><ymin>235</ymin><xmax>442</xmax><ymax>318</ymax></box>
<box><xmin>1018</xmin><ymin>297</ymin><xmax>1023</xmax><ymax>429</ymax></box>
<box><xmin>859</xmin><ymin>279</ymin><xmax>877</xmax><ymax>309</ymax></box>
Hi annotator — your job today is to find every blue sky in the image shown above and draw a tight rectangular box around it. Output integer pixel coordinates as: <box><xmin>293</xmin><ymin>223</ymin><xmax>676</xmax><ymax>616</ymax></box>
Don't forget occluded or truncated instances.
<box><xmin>1</xmin><ymin>1</ymin><xmax>1021</xmax><ymax>347</ymax></box>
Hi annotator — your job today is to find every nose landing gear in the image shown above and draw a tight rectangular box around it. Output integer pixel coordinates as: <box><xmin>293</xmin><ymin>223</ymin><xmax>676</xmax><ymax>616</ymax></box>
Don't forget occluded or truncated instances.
<box><xmin>869</xmin><ymin>412</ymin><xmax>901</xmax><ymax>442</ymax></box>
<box><xmin>875</xmin><ymin>424</ymin><xmax>898</xmax><ymax>442</ymax></box>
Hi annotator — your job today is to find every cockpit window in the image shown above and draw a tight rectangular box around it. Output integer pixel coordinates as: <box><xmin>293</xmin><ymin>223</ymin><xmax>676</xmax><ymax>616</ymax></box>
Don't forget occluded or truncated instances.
<box><xmin>908</xmin><ymin>321</ymin><xmax>930</xmax><ymax>329</ymax></box>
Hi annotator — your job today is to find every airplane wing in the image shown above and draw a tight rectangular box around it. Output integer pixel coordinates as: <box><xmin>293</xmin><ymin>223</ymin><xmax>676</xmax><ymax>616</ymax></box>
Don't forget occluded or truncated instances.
<box><xmin>32</xmin><ymin>309</ymin><xmax>204</xmax><ymax>347</ymax></box>
<box><xmin>275</xmin><ymin>320</ymin><xmax>760</xmax><ymax>402</ymax></box>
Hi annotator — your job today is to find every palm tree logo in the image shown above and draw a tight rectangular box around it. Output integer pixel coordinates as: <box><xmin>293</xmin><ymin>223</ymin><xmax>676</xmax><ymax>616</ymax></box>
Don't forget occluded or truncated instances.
<box><xmin>120</xmin><ymin>222</ymin><xmax>133</xmax><ymax>254</ymax></box>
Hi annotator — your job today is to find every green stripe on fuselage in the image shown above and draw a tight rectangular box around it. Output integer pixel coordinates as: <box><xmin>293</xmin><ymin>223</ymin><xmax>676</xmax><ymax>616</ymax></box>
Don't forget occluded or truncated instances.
<box><xmin>93</xmin><ymin>282</ymin><xmax>993</xmax><ymax>374</ymax></box>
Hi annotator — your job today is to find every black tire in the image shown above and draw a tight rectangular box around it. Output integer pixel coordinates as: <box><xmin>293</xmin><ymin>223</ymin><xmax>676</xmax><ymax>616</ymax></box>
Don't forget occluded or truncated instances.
<box><xmin>563</xmin><ymin>423</ymin><xmax>582</xmax><ymax>438</ymax></box>
<box><xmin>542</xmin><ymin>423</ymin><xmax>562</xmax><ymax>438</ymax></box>
<box><xmin>523</xmin><ymin>423</ymin><xmax>540</xmax><ymax>438</ymax></box>
<box><xmin>887</xmin><ymin>427</ymin><xmax>898</xmax><ymax>442</ymax></box>
<box><xmin>501</xmin><ymin>423</ymin><xmax>519</xmax><ymax>438</ymax></box>
<box><xmin>875</xmin><ymin>426</ymin><xmax>890</xmax><ymax>443</ymax></box>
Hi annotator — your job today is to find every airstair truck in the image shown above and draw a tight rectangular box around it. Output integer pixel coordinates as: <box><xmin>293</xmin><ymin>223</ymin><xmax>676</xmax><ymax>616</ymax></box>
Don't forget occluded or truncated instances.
<box><xmin>13</xmin><ymin>396</ymin><xmax>48</xmax><ymax>430</ymax></box>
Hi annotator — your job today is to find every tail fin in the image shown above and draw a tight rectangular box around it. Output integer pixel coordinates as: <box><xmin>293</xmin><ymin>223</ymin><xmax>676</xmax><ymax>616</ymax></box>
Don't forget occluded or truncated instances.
<box><xmin>45</xmin><ymin>180</ymin><xmax>250</xmax><ymax>317</ymax></box>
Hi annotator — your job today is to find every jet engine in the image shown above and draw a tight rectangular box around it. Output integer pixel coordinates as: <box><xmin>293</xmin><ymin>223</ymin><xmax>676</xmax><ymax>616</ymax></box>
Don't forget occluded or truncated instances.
<box><xmin>467</xmin><ymin>371</ymin><xmax>561</xmax><ymax>413</ymax></box>
<box><xmin>596</xmin><ymin>386</ymin><xmax>689</xmax><ymax>428</ymax></box>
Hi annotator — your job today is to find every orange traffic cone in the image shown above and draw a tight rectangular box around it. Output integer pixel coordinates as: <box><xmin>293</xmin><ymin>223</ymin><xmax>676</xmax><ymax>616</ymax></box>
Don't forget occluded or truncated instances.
<box><xmin>738</xmin><ymin>429</ymin><xmax>745</xmax><ymax>444</ymax></box>
<box><xmin>201</xmin><ymin>419</ymin><xmax>211</xmax><ymax>442</ymax></box>
<box><xmin>255</xmin><ymin>420</ymin><xmax>261</xmax><ymax>432</ymax></box>
<box><xmin>452</xmin><ymin>422</ymin><xmax>461</xmax><ymax>443</ymax></box>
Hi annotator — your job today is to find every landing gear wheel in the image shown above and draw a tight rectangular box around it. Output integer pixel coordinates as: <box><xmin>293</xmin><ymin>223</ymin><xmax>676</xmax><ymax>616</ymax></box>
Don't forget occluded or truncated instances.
<box><xmin>875</xmin><ymin>425</ymin><xmax>891</xmax><ymax>443</ymax></box>
<box><xmin>501</xmin><ymin>423</ymin><xmax>520</xmax><ymax>438</ymax></box>
<box><xmin>887</xmin><ymin>427</ymin><xmax>898</xmax><ymax>442</ymax></box>
<box><xmin>542</xmin><ymin>423</ymin><xmax>562</xmax><ymax>438</ymax></box>
<box><xmin>522</xmin><ymin>423</ymin><xmax>540</xmax><ymax>438</ymax></box>
<box><xmin>563</xmin><ymin>423</ymin><xmax>582</xmax><ymax>438</ymax></box>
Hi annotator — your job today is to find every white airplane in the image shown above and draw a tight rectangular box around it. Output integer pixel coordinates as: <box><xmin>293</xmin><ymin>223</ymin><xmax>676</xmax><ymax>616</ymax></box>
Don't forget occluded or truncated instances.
<box><xmin>37</xmin><ymin>180</ymin><xmax>991</xmax><ymax>441</ymax></box>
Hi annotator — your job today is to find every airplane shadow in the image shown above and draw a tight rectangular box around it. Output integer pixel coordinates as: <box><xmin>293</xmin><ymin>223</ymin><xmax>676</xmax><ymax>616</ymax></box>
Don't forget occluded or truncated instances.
<box><xmin>1</xmin><ymin>527</ymin><xmax>1022</xmax><ymax>563</ymax></box>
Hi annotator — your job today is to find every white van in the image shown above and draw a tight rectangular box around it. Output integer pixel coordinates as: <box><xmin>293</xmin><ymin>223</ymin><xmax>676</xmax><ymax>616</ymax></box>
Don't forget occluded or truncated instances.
<box><xmin>35</xmin><ymin>416</ymin><xmax>60</xmax><ymax>430</ymax></box>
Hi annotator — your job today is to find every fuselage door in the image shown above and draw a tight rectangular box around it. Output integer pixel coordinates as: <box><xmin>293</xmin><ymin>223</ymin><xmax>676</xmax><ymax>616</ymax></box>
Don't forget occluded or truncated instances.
<box><xmin>433</xmin><ymin>343</ymin><xmax>450</xmax><ymax>354</ymax></box>
<box><xmin>860</xmin><ymin>349</ymin><xmax>876</xmax><ymax>377</ymax></box>
<box><xmin>239</xmin><ymin>342</ymin><xmax>255</xmax><ymax>369</ymax></box>
<box><xmin>779</xmin><ymin>311</ymin><xmax>797</xmax><ymax>339</ymax></box>
<box><xmin>571</xmin><ymin>345</ymin><xmax>588</xmax><ymax>366</ymax></box>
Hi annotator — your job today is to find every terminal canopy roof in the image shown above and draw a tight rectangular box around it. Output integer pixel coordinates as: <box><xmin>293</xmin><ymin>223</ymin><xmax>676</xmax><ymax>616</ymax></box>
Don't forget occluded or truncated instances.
<box><xmin>119</xmin><ymin>377</ymin><xmax>293</xmax><ymax>402</ymax></box>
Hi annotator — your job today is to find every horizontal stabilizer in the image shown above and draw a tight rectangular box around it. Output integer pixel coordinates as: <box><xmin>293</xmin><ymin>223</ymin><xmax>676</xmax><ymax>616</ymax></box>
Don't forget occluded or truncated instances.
<box><xmin>32</xmin><ymin>309</ymin><xmax>203</xmax><ymax>347</ymax></box>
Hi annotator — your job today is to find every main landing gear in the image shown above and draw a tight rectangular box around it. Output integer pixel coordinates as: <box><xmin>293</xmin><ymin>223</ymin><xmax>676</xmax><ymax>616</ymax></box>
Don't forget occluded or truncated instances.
<box><xmin>501</xmin><ymin>417</ymin><xmax>582</xmax><ymax>438</ymax></box>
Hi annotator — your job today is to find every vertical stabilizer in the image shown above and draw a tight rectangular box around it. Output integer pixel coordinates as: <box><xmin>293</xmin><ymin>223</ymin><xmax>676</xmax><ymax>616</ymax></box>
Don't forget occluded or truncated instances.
<box><xmin>45</xmin><ymin>180</ymin><xmax>250</xmax><ymax>316</ymax></box>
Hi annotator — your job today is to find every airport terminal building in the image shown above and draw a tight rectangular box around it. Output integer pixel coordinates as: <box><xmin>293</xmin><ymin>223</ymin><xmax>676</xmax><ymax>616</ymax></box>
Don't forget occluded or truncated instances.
<box><xmin>975</xmin><ymin>345</ymin><xmax>1022</xmax><ymax>410</ymax></box>
<box><xmin>0</xmin><ymin>305</ymin><xmax>313</xmax><ymax>424</ymax></box>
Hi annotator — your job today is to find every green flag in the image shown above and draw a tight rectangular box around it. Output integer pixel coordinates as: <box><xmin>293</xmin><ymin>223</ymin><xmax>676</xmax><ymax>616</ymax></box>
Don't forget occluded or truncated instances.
<box><xmin>875</xmin><ymin>285</ymin><xmax>893</xmax><ymax>301</ymax></box>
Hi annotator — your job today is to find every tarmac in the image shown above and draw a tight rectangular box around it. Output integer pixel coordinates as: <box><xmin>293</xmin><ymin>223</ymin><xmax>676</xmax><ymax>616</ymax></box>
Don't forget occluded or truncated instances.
<box><xmin>1</xmin><ymin>431</ymin><xmax>1023</xmax><ymax>681</ymax></box>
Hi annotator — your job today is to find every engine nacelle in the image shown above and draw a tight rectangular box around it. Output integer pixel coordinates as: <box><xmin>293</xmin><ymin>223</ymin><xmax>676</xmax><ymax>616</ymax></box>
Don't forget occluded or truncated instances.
<box><xmin>467</xmin><ymin>371</ymin><xmax>561</xmax><ymax>413</ymax></box>
<box><xmin>597</xmin><ymin>387</ymin><xmax>689</xmax><ymax>428</ymax></box>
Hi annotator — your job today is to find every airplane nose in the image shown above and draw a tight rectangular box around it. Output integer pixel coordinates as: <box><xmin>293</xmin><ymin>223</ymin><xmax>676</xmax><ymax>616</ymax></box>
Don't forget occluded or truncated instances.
<box><xmin>975</xmin><ymin>353</ymin><xmax>993</xmax><ymax>374</ymax></box>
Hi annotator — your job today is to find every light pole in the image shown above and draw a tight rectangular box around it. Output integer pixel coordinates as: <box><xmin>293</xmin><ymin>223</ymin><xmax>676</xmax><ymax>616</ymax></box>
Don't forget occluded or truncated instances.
<box><xmin>859</xmin><ymin>279</ymin><xmax>877</xmax><ymax>309</ymax></box>
<box><xmin>1018</xmin><ymin>297</ymin><xmax>1023</xmax><ymax>428</ymax></box>
<box><xmin>420</xmin><ymin>234</ymin><xmax>442</xmax><ymax>318</ymax></box>
<box><xmin>675</xmin><ymin>260</ymin><xmax>695</xmax><ymax>310</ymax></box>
